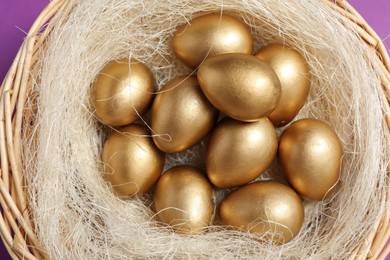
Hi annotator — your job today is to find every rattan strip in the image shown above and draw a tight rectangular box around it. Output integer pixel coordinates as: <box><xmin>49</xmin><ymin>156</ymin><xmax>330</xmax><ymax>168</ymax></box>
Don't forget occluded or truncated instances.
<box><xmin>0</xmin><ymin>0</ymin><xmax>388</xmax><ymax>259</ymax></box>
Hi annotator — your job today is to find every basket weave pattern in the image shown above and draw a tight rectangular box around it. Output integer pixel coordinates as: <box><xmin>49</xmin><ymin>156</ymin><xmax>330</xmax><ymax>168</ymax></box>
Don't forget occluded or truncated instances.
<box><xmin>0</xmin><ymin>0</ymin><xmax>389</xmax><ymax>259</ymax></box>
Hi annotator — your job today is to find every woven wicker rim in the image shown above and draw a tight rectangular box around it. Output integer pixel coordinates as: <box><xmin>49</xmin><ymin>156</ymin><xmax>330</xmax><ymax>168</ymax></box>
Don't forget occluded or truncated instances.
<box><xmin>0</xmin><ymin>0</ymin><xmax>389</xmax><ymax>259</ymax></box>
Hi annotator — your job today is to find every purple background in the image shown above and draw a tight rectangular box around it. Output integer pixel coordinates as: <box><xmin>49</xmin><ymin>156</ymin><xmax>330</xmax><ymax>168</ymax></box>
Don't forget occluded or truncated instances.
<box><xmin>0</xmin><ymin>0</ymin><xmax>389</xmax><ymax>259</ymax></box>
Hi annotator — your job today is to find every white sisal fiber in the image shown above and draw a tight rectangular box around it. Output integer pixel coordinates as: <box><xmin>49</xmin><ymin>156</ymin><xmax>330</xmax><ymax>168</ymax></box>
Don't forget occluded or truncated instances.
<box><xmin>23</xmin><ymin>0</ymin><xmax>389</xmax><ymax>258</ymax></box>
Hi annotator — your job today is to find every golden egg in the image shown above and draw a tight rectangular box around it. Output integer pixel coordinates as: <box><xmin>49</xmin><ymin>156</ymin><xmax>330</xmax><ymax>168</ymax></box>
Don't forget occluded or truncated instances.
<box><xmin>206</xmin><ymin>117</ymin><xmax>278</xmax><ymax>188</ymax></box>
<box><xmin>172</xmin><ymin>13</ymin><xmax>253</xmax><ymax>69</ymax></box>
<box><xmin>198</xmin><ymin>53</ymin><xmax>281</xmax><ymax>122</ymax></box>
<box><xmin>151</xmin><ymin>76</ymin><xmax>218</xmax><ymax>153</ymax></box>
<box><xmin>279</xmin><ymin>118</ymin><xmax>343</xmax><ymax>201</ymax></box>
<box><xmin>154</xmin><ymin>166</ymin><xmax>214</xmax><ymax>234</ymax></box>
<box><xmin>220</xmin><ymin>181</ymin><xmax>304</xmax><ymax>244</ymax></box>
<box><xmin>102</xmin><ymin>124</ymin><xmax>165</xmax><ymax>198</ymax></box>
<box><xmin>255</xmin><ymin>43</ymin><xmax>311</xmax><ymax>126</ymax></box>
<box><xmin>93</xmin><ymin>58</ymin><xmax>155</xmax><ymax>126</ymax></box>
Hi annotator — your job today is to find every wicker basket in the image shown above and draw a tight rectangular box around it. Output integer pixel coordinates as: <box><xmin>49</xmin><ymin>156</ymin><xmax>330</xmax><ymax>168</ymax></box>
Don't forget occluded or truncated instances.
<box><xmin>0</xmin><ymin>0</ymin><xmax>389</xmax><ymax>259</ymax></box>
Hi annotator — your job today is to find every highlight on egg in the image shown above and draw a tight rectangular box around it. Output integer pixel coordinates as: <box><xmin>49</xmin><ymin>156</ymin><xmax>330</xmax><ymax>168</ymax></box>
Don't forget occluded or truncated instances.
<box><xmin>172</xmin><ymin>13</ymin><xmax>253</xmax><ymax>69</ymax></box>
<box><xmin>154</xmin><ymin>166</ymin><xmax>215</xmax><ymax>234</ymax></box>
<box><xmin>102</xmin><ymin>124</ymin><xmax>165</xmax><ymax>198</ymax></box>
<box><xmin>93</xmin><ymin>58</ymin><xmax>155</xmax><ymax>126</ymax></box>
<box><xmin>198</xmin><ymin>53</ymin><xmax>281</xmax><ymax>122</ymax></box>
<box><xmin>219</xmin><ymin>181</ymin><xmax>304</xmax><ymax>244</ymax></box>
<box><xmin>206</xmin><ymin>117</ymin><xmax>278</xmax><ymax>188</ymax></box>
<box><xmin>278</xmin><ymin>118</ymin><xmax>343</xmax><ymax>201</ymax></box>
<box><xmin>255</xmin><ymin>43</ymin><xmax>311</xmax><ymax>126</ymax></box>
<box><xmin>150</xmin><ymin>75</ymin><xmax>218</xmax><ymax>153</ymax></box>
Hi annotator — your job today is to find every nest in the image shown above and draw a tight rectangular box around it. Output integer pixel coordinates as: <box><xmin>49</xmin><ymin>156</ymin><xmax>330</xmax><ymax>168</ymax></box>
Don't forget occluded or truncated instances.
<box><xmin>1</xmin><ymin>0</ymin><xmax>390</xmax><ymax>259</ymax></box>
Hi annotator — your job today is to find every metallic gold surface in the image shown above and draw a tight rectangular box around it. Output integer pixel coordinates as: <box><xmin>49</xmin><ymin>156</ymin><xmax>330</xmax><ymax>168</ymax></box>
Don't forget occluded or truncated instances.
<box><xmin>206</xmin><ymin>117</ymin><xmax>278</xmax><ymax>188</ymax></box>
<box><xmin>220</xmin><ymin>181</ymin><xmax>304</xmax><ymax>244</ymax></box>
<box><xmin>198</xmin><ymin>53</ymin><xmax>281</xmax><ymax>122</ymax></box>
<box><xmin>279</xmin><ymin>118</ymin><xmax>343</xmax><ymax>201</ymax></box>
<box><xmin>255</xmin><ymin>44</ymin><xmax>311</xmax><ymax>126</ymax></box>
<box><xmin>93</xmin><ymin>58</ymin><xmax>155</xmax><ymax>126</ymax></box>
<box><xmin>154</xmin><ymin>166</ymin><xmax>214</xmax><ymax>234</ymax></box>
<box><xmin>151</xmin><ymin>76</ymin><xmax>218</xmax><ymax>153</ymax></box>
<box><xmin>102</xmin><ymin>124</ymin><xmax>165</xmax><ymax>198</ymax></box>
<box><xmin>172</xmin><ymin>13</ymin><xmax>253</xmax><ymax>69</ymax></box>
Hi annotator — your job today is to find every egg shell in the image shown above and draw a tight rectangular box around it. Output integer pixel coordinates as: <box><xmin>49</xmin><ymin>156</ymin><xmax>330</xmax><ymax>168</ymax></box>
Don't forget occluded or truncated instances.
<box><xmin>172</xmin><ymin>13</ymin><xmax>253</xmax><ymax>69</ymax></box>
<box><xmin>206</xmin><ymin>117</ymin><xmax>278</xmax><ymax>188</ymax></box>
<box><xmin>93</xmin><ymin>58</ymin><xmax>155</xmax><ymax>126</ymax></box>
<box><xmin>102</xmin><ymin>124</ymin><xmax>165</xmax><ymax>198</ymax></box>
<box><xmin>151</xmin><ymin>76</ymin><xmax>218</xmax><ymax>153</ymax></box>
<box><xmin>198</xmin><ymin>53</ymin><xmax>281</xmax><ymax>122</ymax></box>
<box><xmin>220</xmin><ymin>181</ymin><xmax>304</xmax><ymax>244</ymax></box>
<box><xmin>154</xmin><ymin>166</ymin><xmax>214</xmax><ymax>234</ymax></box>
<box><xmin>255</xmin><ymin>43</ymin><xmax>311</xmax><ymax>126</ymax></box>
<box><xmin>278</xmin><ymin>118</ymin><xmax>343</xmax><ymax>201</ymax></box>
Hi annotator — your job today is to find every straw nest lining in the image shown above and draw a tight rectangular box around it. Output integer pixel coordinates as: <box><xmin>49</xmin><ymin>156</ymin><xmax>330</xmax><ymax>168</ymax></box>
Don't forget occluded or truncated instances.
<box><xmin>3</xmin><ymin>0</ymin><xmax>388</xmax><ymax>258</ymax></box>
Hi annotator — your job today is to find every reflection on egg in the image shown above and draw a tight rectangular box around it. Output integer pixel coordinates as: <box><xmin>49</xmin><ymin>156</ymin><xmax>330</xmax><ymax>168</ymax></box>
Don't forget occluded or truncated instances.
<box><xmin>102</xmin><ymin>124</ymin><xmax>165</xmax><ymax>198</ymax></box>
<box><xmin>93</xmin><ymin>58</ymin><xmax>155</xmax><ymax>126</ymax></box>
<box><xmin>220</xmin><ymin>181</ymin><xmax>304</xmax><ymax>244</ymax></box>
<box><xmin>172</xmin><ymin>13</ymin><xmax>253</xmax><ymax>69</ymax></box>
<box><xmin>154</xmin><ymin>166</ymin><xmax>214</xmax><ymax>234</ymax></box>
<box><xmin>206</xmin><ymin>117</ymin><xmax>278</xmax><ymax>188</ymax></box>
<box><xmin>255</xmin><ymin>43</ymin><xmax>311</xmax><ymax>126</ymax></box>
<box><xmin>151</xmin><ymin>76</ymin><xmax>218</xmax><ymax>153</ymax></box>
<box><xmin>198</xmin><ymin>53</ymin><xmax>281</xmax><ymax>122</ymax></box>
<box><xmin>279</xmin><ymin>118</ymin><xmax>343</xmax><ymax>201</ymax></box>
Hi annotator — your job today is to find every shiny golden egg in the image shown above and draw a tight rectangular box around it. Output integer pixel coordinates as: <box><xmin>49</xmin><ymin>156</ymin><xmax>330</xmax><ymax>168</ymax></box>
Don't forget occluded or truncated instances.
<box><xmin>255</xmin><ymin>43</ymin><xmax>311</xmax><ymax>126</ymax></box>
<box><xmin>151</xmin><ymin>76</ymin><xmax>218</xmax><ymax>153</ymax></box>
<box><xmin>206</xmin><ymin>117</ymin><xmax>278</xmax><ymax>188</ymax></box>
<box><xmin>154</xmin><ymin>166</ymin><xmax>214</xmax><ymax>234</ymax></box>
<box><xmin>93</xmin><ymin>58</ymin><xmax>155</xmax><ymax>126</ymax></box>
<box><xmin>219</xmin><ymin>181</ymin><xmax>304</xmax><ymax>244</ymax></box>
<box><xmin>198</xmin><ymin>53</ymin><xmax>281</xmax><ymax>122</ymax></box>
<box><xmin>172</xmin><ymin>13</ymin><xmax>253</xmax><ymax>69</ymax></box>
<box><xmin>102</xmin><ymin>124</ymin><xmax>165</xmax><ymax>198</ymax></box>
<box><xmin>279</xmin><ymin>118</ymin><xmax>343</xmax><ymax>201</ymax></box>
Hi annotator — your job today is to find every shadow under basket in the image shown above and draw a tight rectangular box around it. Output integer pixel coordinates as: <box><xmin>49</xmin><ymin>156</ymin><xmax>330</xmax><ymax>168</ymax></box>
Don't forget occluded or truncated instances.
<box><xmin>1</xmin><ymin>0</ymin><xmax>390</xmax><ymax>259</ymax></box>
